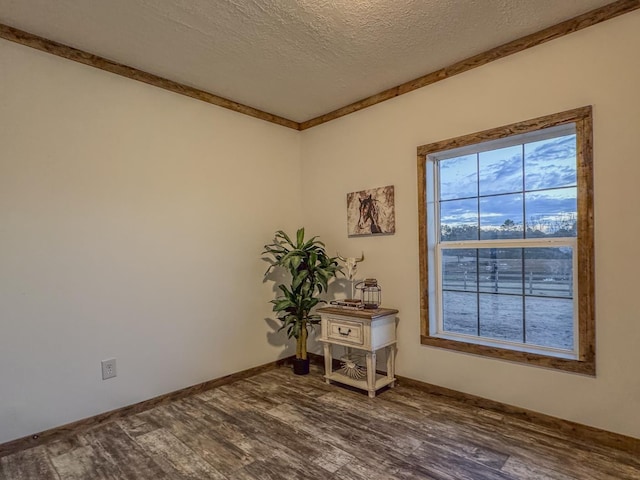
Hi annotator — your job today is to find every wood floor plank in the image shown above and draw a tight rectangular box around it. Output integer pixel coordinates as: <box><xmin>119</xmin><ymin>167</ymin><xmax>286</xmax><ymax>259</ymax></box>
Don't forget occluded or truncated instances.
<box><xmin>501</xmin><ymin>455</ymin><xmax>589</xmax><ymax>480</ymax></box>
<box><xmin>500</xmin><ymin>413</ymin><xmax>640</xmax><ymax>471</ymax></box>
<box><xmin>116</xmin><ymin>413</ymin><xmax>161</xmax><ymax>438</ymax></box>
<box><xmin>190</xmin><ymin>391</ymin><xmax>287</xmax><ymax>462</ymax></box>
<box><xmin>134</xmin><ymin>428</ymin><xmax>227</xmax><ymax>480</ymax></box>
<box><xmin>264</xmin><ymin>401</ymin><xmax>426</xmax><ymax>476</ymax></box>
<box><xmin>81</xmin><ymin>422</ymin><xmax>170</xmax><ymax>480</ymax></box>
<box><xmin>460</xmin><ymin>411</ymin><xmax>637</xmax><ymax>479</ymax></box>
<box><xmin>148</xmin><ymin>400</ymin><xmax>255</xmax><ymax>476</ymax></box>
<box><xmin>388</xmin><ymin>381</ymin><xmax>640</xmax><ymax>475</ymax></box>
<box><xmin>202</xmin><ymin>388</ymin><xmax>353</xmax><ymax>476</ymax></box>
<box><xmin>44</xmin><ymin>435</ymin><xmax>88</xmax><ymax>458</ymax></box>
<box><xmin>333</xmin><ymin>459</ymin><xmax>409</xmax><ymax>480</ymax></box>
<box><xmin>340</xmin><ymin>396</ymin><xmax>512</xmax><ymax>476</ymax></box>
<box><xmin>407</xmin><ymin>441</ymin><xmax>513</xmax><ymax>480</ymax></box>
<box><xmin>419</xmin><ymin>411</ymin><xmax>601</xmax><ymax>479</ymax></box>
<box><xmin>2</xmin><ymin>365</ymin><xmax>639</xmax><ymax>479</ymax></box>
<box><xmin>49</xmin><ymin>445</ymin><xmax>124</xmax><ymax>480</ymax></box>
<box><xmin>302</xmin><ymin>394</ymin><xmax>425</xmax><ymax>454</ymax></box>
<box><xmin>310</xmin><ymin>443</ymin><xmax>356</xmax><ymax>474</ymax></box>
<box><xmin>209</xmin><ymin>384</ymin><xmax>410</xmax><ymax>478</ymax></box>
<box><xmin>237</xmin><ymin>448</ymin><xmax>336</xmax><ymax>480</ymax></box>
<box><xmin>0</xmin><ymin>446</ymin><xmax>60</xmax><ymax>480</ymax></box>
<box><xmin>250</xmin><ymin>368</ymin><xmax>336</xmax><ymax>398</ymax></box>
<box><xmin>318</xmin><ymin>388</ymin><xmax>433</xmax><ymax>425</ymax></box>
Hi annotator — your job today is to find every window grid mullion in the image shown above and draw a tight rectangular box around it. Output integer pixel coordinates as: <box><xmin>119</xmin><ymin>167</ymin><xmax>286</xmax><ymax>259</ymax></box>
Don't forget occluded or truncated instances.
<box><xmin>476</xmin><ymin>152</ymin><xmax>480</xmax><ymax>335</ymax></box>
<box><xmin>522</xmin><ymin>143</ymin><xmax>527</xmax><ymax>344</ymax></box>
<box><xmin>439</xmin><ymin>183</ymin><xmax>578</xmax><ymax>204</ymax></box>
<box><xmin>435</xmin><ymin>159</ymin><xmax>444</xmax><ymax>336</ymax></box>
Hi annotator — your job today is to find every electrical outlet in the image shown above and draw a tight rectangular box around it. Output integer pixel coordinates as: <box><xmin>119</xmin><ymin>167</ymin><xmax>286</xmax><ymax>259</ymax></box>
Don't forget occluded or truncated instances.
<box><xmin>101</xmin><ymin>358</ymin><xmax>117</xmax><ymax>380</ymax></box>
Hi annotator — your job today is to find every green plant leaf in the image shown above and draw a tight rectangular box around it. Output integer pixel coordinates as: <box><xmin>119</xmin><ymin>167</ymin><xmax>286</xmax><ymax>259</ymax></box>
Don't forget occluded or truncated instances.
<box><xmin>309</xmin><ymin>250</ymin><xmax>318</xmax><ymax>268</ymax></box>
<box><xmin>272</xmin><ymin>298</ymin><xmax>294</xmax><ymax>312</ymax></box>
<box><xmin>302</xmin><ymin>236</ymin><xmax>318</xmax><ymax>249</ymax></box>
<box><xmin>290</xmin><ymin>254</ymin><xmax>302</xmax><ymax>271</ymax></box>
<box><xmin>292</xmin><ymin>269</ymin><xmax>309</xmax><ymax>291</ymax></box>
<box><xmin>275</xmin><ymin>230</ymin><xmax>294</xmax><ymax>248</ymax></box>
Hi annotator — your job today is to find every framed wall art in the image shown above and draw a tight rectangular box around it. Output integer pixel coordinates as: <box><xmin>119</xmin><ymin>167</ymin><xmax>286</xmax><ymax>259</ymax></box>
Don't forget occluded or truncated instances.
<box><xmin>347</xmin><ymin>185</ymin><xmax>395</xmax><ymax>236</ymax></box>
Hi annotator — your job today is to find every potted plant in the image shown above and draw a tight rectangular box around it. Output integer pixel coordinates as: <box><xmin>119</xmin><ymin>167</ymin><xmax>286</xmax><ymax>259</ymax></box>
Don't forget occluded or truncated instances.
<box><xmin>263</xmin><ymin>228</ymin><xmax>341</xmax><ymax>375</ymax></box>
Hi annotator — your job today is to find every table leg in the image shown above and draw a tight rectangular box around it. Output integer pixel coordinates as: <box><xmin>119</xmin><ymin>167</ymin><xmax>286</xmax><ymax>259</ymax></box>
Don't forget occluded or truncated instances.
<box><xmin>323</xmin><ymin>343</ymin><xmax>332</xmax><ymax>384</ymax></box>
<box><xmin>386</xmin><ymin>344</ymin><xmax>396</xmax><ymax>388</ymax></box>
<box><xmin>366</xmin><ymin>351</ymin><xmax>376</xmax><ymax>398</ymax></box>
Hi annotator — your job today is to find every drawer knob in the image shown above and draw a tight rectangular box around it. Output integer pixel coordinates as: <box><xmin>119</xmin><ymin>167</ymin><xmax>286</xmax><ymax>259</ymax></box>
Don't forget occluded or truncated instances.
<box><xmin>338</xmin><ymin>327</ymin><xmax>352</xmax><ymax>336</ymax></box>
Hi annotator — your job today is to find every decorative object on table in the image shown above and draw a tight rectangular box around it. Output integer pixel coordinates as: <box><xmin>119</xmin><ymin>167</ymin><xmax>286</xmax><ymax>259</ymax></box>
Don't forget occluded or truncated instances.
<box><xmin>329</xmin><ymin>299</ymin><xmax>364</xmax><ymax>309</ymax></box>
<box><xmin>355</xmin><ymin>278</ymin><xmax>382</xmax><ymax>309</ymax></box>
<box><xmin>346</xmin><ymin>185</ymin><xmax>395</xmax><ymax>236</ymax></box>
<box><xmin>262</xmin><ymin>228</ymin><xmax>342</xmax><ymax>375</ymax></box>
<box><xmin>336</xmin><ymin>251</ymin><xmax>364</xmax><ymax>300</ymax></box>
<box><xmin>339</xmin><ymin>352</ymin><xmax>366</xmax><ymax>379</ymax></box>
<box><xmin>319</xmin><ymin>306</ymin><xmax>399</xmax><ymax>398</ymax></box>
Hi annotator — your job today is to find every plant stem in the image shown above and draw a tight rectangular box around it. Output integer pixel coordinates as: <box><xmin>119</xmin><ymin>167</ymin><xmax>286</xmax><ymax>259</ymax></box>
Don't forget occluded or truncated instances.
<box><xmin>298</xmin><ymin>323</ymin><xmax>308</xmax><ymax>360</ymax></box>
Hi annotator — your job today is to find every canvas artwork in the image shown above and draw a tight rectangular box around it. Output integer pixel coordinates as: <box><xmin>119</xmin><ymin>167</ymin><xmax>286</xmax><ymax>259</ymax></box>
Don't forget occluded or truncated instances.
<box><xmin>347</xmin><ymin>185</ymin><xmax>396</xmax><ymax>236</ymax></box>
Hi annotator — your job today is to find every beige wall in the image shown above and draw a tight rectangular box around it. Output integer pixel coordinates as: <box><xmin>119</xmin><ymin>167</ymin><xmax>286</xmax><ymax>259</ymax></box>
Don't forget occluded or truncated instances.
<box><xmin>301</xmin><ymin>11</ymin><xmax>640</xmax><ymax>439</ymax></box>
<box><xmin>0</xmin><ymin>40</ymin><xmax>301</xmax><ymax>443</ymax></box>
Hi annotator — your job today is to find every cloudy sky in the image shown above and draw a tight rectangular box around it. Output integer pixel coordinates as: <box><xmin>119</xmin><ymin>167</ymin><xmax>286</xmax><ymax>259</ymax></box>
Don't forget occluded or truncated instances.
<box><xmin>439</xmin><ymin>134</ymin><xmax>577</xmax><ymax>237</ymax></box>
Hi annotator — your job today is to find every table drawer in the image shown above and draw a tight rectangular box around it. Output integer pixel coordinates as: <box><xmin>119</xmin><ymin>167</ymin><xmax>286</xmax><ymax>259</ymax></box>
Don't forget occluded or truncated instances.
<box><xmin>327</xmin><ymin>318</ymin><xmax>364</xmax><ymax>345</ymax></box>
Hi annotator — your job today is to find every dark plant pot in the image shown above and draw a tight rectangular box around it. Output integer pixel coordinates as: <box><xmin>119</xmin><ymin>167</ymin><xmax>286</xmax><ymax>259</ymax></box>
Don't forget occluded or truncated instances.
<box><xmin>292</xmin><ymin>358</ymin><xmax>310</xmax><ymax>375</ymax></box>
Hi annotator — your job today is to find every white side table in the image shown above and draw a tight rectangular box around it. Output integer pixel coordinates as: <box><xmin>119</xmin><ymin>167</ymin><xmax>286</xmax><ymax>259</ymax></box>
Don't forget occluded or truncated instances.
<box><xmin>318</xmin><ymin>306</ymin><xmax>398</xmax><ymax>398</ymax></box>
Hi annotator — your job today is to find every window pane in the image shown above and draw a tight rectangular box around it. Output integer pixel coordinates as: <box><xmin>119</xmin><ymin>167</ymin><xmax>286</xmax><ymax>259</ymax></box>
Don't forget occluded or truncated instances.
<box><xmin>525</xmin><ymin>188</ymin><xmax>577</xmax><ymax>238</ymax></box>
<box><xmin>479</xmin><ymin>145</ymin><xmax>523</xmax><ymax>196</ymax></box>
<box><xmin>525</xmin><ymin>297</ymin><xmax>574</xmax><ymax>350</ymax></box>
<box><xmin>442</xmin><ymin>249</ymin><xmax>477</xmax><ymax>292</ymax></box>
<box><xmin>524</xmin><ymin>247</ymin><xmax>573</xmax><ymax>298</ymax></box>
<box><xmin>479</xmin><ymin>294</ymin><xmax>523</xmax><ymax>343</ymax></box>
<box><xmin>478</xmin><ymin>248</ymin><xmax>523</xmax><ymax>295</ymax></box>
<box><xmin>440</xmin><ymin>198</ymin><xmax>478</xmax><ymax>241</ymax></box>
<box><xmin>442</xmin><ymin>291</ymin><xmax>477</xmax><ymax>335</ymax></box>
<box><xmin>439</xmin><ymin>154</ymin><xmax>478</xmax><ymax>201</ymax></box>
<box><xmin>525</xmin><ymin>134</ymin><xmax>577</xmax><ymax>191</ymax></box>
<box><xmin>479</xmin><ymin>194</ymin><xmax>523</xmax><ymax>240</ymax></box>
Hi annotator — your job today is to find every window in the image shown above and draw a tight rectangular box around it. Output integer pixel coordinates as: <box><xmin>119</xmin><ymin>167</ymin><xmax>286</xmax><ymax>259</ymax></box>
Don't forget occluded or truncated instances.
<box><xmin>417</xmin><ymin>107</ymin><xmax>594</xmax><ymax>374</ymax></box>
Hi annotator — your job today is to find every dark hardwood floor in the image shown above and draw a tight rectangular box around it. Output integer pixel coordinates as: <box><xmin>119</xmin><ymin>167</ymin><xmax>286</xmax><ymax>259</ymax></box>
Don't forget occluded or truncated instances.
<box><xmin>1</xmin><ymin>365</ymin><xmax>639</xmax><ymax>479</ymax></box>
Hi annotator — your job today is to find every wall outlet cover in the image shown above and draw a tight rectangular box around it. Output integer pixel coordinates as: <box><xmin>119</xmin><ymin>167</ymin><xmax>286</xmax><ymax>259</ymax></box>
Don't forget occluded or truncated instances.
<box><xmin>101</xmin><ymin>358</ymin><xmax>117</xmax><ymax>380</ymax></box>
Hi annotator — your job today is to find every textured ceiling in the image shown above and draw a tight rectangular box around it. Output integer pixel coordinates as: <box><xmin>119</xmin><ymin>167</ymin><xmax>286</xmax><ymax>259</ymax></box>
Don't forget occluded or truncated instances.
<box><xmin>0</xmin><ymin>0</ymin><xmax>616</xmax><ymax>122</ymax></box>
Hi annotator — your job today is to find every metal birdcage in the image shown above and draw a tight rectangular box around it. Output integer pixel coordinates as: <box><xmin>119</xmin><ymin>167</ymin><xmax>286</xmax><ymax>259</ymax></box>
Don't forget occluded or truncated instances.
<box><xmin>355</xmin><ymin>278</ymin><xmax>381</xmax><ymax>309</ymax></box>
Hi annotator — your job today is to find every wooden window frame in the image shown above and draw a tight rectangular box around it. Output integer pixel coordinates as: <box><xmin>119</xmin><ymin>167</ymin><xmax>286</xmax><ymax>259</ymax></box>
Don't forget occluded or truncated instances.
<box><xmin>417</xmin><ymin>106</ymin><xmax>595</xmax><ymax>375</ymax></box>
